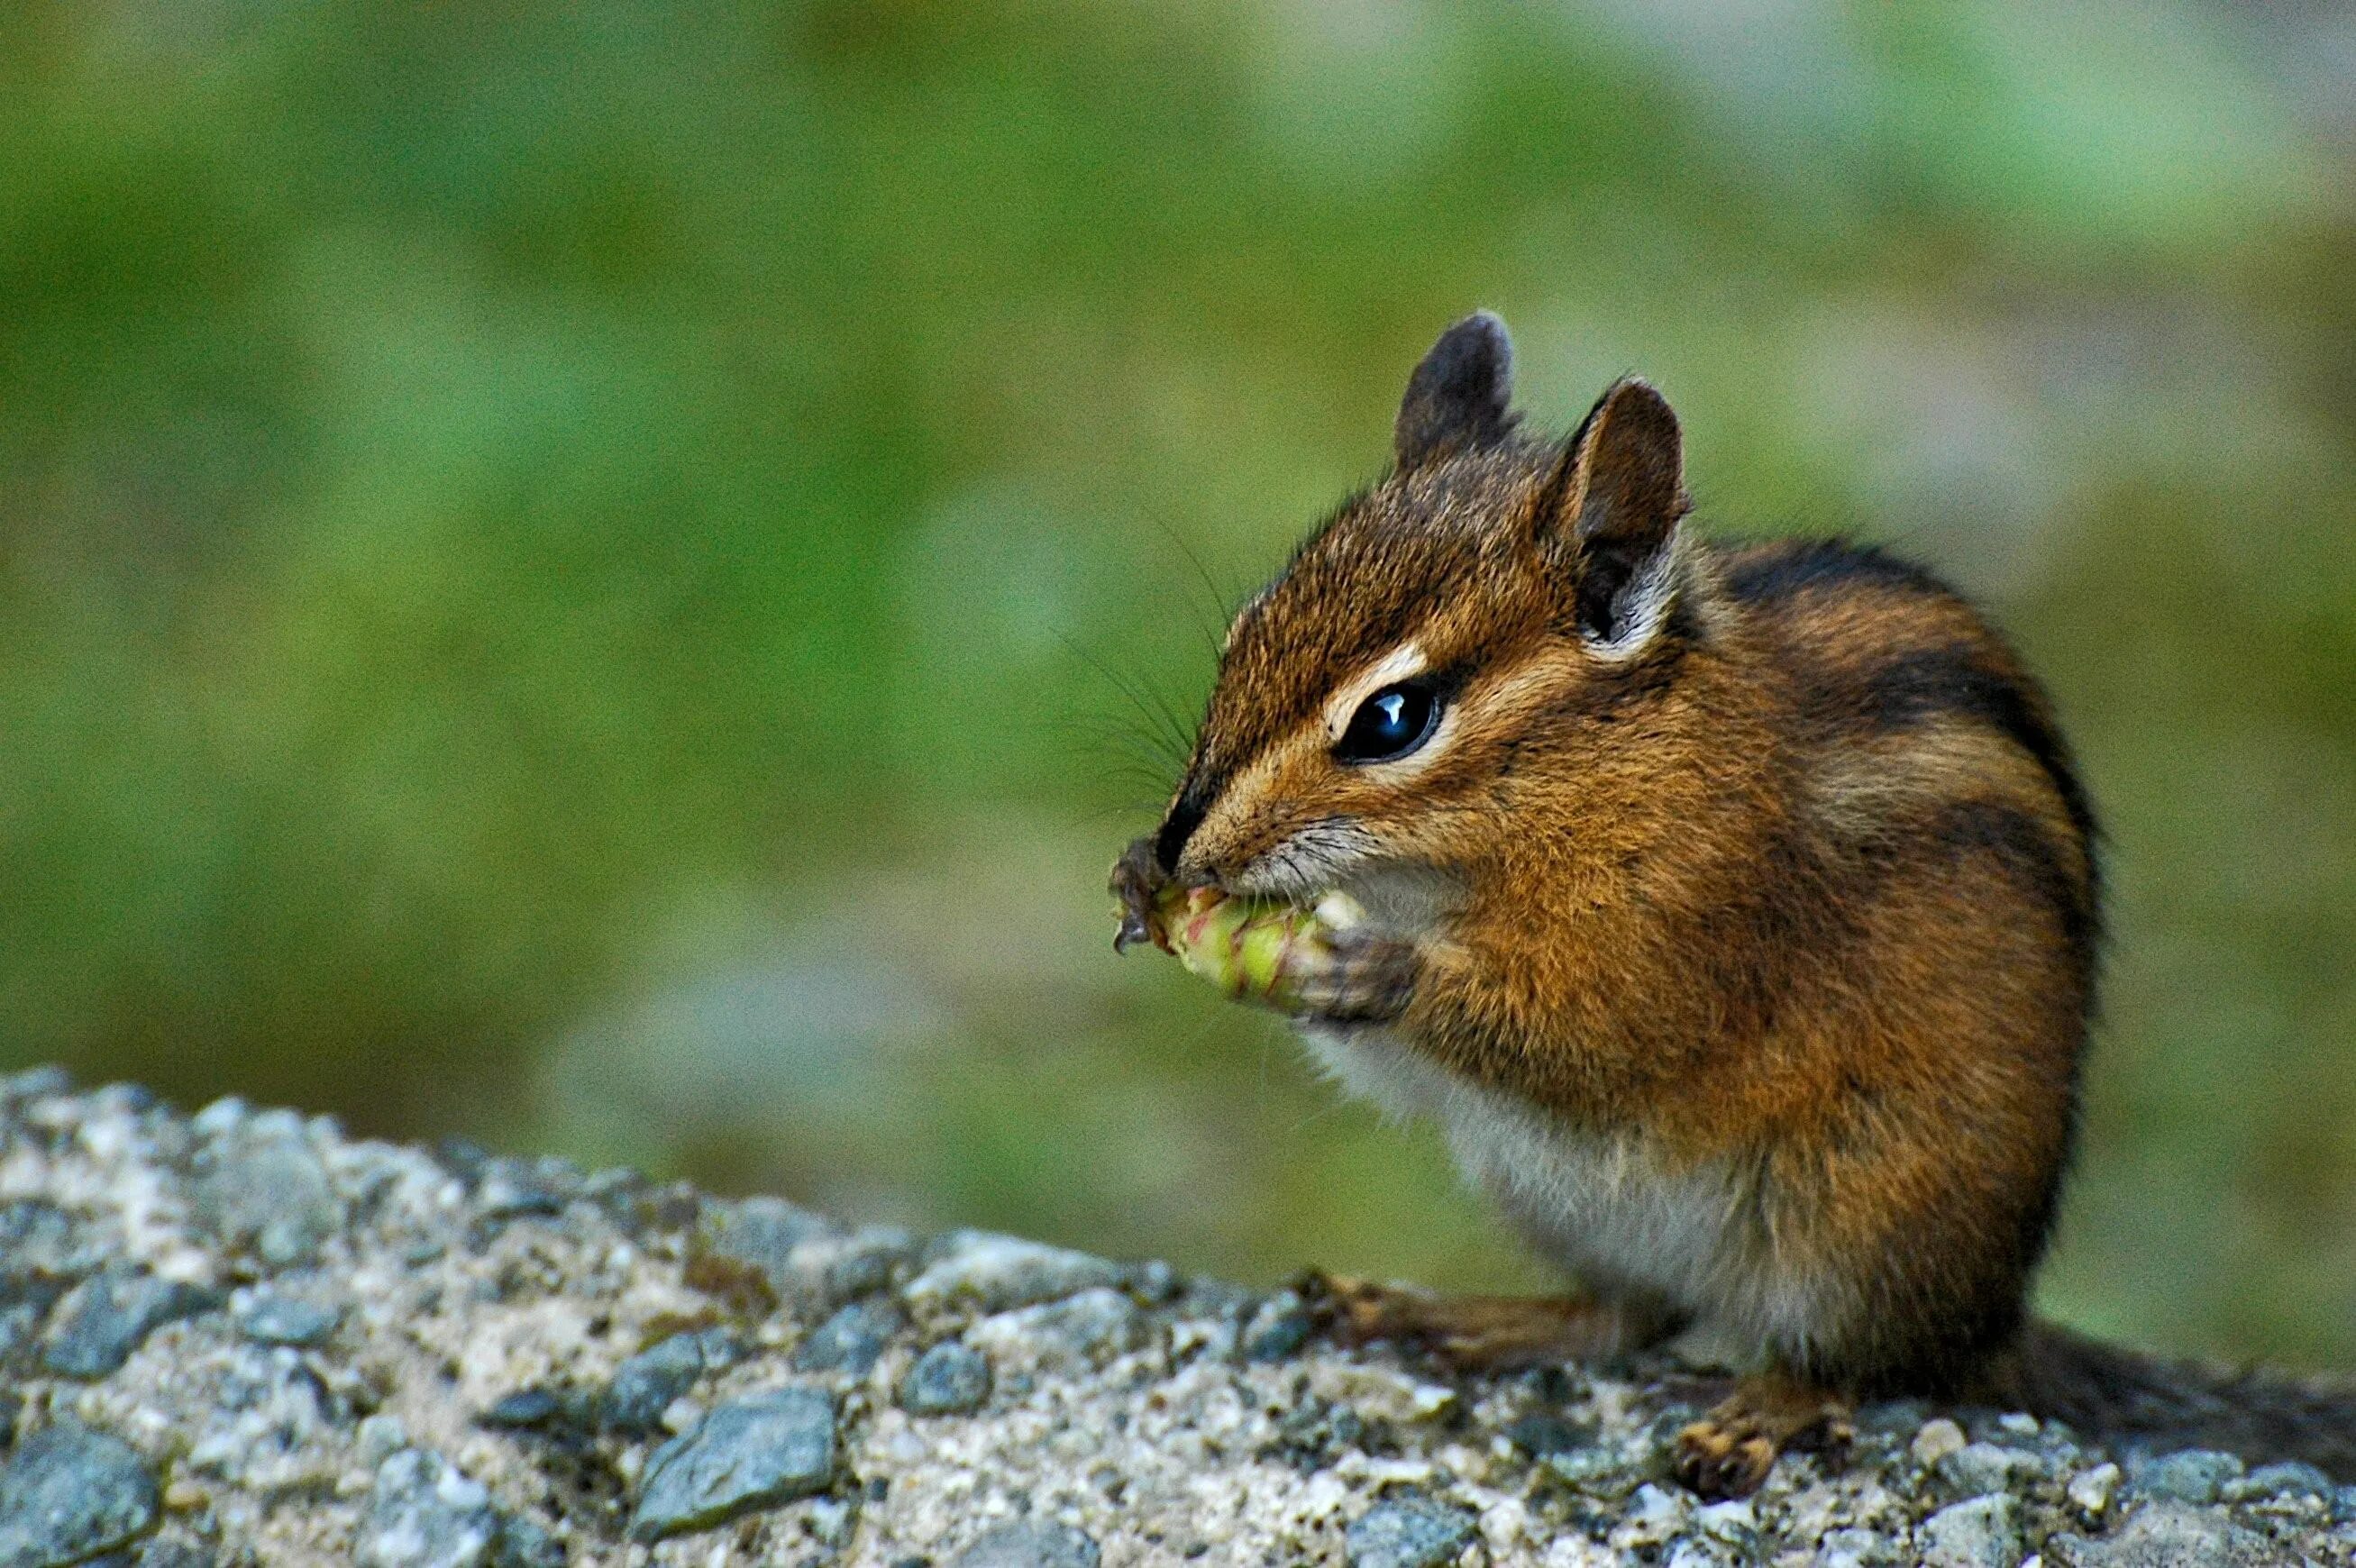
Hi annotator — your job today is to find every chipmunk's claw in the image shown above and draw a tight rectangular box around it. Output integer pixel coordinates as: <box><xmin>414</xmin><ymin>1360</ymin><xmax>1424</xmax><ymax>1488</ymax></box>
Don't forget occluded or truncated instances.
<box><xmin>1110</xmin><ymin>834</ymin><xmax>1171</xmax><ymax>955</ymax></box>
<box><xmin>1672</xmin><ymin>1378</ymin><xmax>1852</xmax><ymax>1500</ymax></box>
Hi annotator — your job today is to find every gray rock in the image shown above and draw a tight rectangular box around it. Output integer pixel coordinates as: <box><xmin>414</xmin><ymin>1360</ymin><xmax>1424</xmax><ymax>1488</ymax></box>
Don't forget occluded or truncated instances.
<box><xmin>2068</xmin><ymin>1461</ymin><xmax>2123</xmax><ymax>1518</ymax></box>
<box><xmin>795</xmin><ymin>1299</ymin><xmax>905</xmax><ymax>1376</ymax></box>
<box><xmin>473</xmin><ymin>1157</ymin><xmax>580</xmax><ymax>1219</ymax></box>
<box><xmin>41</xmin><ymin>1265</ymin><xmax>220</xmax><ymax>1377</ymax></box>
<box><xmin>901</xmin><ymin>1230</ymin><xmax>1125</xmax><ymax>1315</ymax></box>
<box><xmin>2048</xmin><ymin>1500</ymin><xmax>2296</xmax><ymax>1567</ymax></box>
<box><xmin>0</xmin><ymin>1199</ymin><xmax>103</xmax><ymax>1281</ymax></box>
<box><xmin>358</xmin><ymin>1450</ymin><xmax>498</xmax><ymax>1568</ymax></box>
<box><xmin>0</xmin><ymin>1304</ymin><xmax>44</xmax><ymax>1363</ymax></box>
<box><xmin>232</xmin><ymin>1286</ymin><xmax>342</xmax><ymax>1347</ymax></box>
<box><xmin>800</xmin><ymin>1225</ymin><xmax>917</xmax><ymax>1304</ymax></box>
<box><xmin>0</xmin><ymin>1422</ymin><xmax>160</xmax><ymax>1568</ymax></box>
<box><xmin>690</xmin><ymin>1196</ymin><xmax>833</xmax><ymax>1306</ymax></box>
<box><xmin>1541</xmin><ymin>1445</ymin><xmax>1643</xmax><ymax>1499</ymax></box>
<box><xmin>1940</xmin><ymin>1441</ymin><xmax>2042</xmax><ymax>1496</ymax></box>
<box><xmin>2130</xmin><ymin>1447</ymin><xmax>2245</xmax><ymax>1505</ymax></box>
<box><xmin>356</xmin><ymin>1414</ymin><xmax>411</xmax><ymax>1465</ymax></box>
<box><xmin>479</xmin><ymin>1389</ymin><xmax>564</xmax><ymax>1429</ymax></box>
<box><xmin>1240</xmin><ymin>1290</ymin><xmax>1314</xmax><ymax>1361</ymax></box>
<box><xmin>949</xmin><ymin>1521</ymin><xmax>1101</xmax><ymax>1568</ymax></box>
<box><xmin>190</xmin><ymin>1112</ymin><xmax>342</xmax><ymax>1267</ymax></box>
<box><xmin>899</xmin><ymin>1340</ymin><xmax>991</xmax><ymax>1415</ymax></box>
<box><xmin>1817</xmin><ymin>1527</ymin><xmax>1894</xmax><ymax>1568</ymax></box>
<box><xmin>0</xmin><ymin>1065</ymin><xmax>72</xmax><ymax>1105</ymax></box>
<box><xmin>1345</xmin><ymin>1494</ymin><xmax>1477</xmax><ymax>1568</ymax></box>
<box><xmin>9</xmin><ymin>1078</ymin><xmax>2355</xmax><ymax>1568</ymax></box>
<box><xmin>602</xmin><ymin>1332</ymin><xmax>709</xmax><ymax>1433</ymax></box>
<box><xmin>1916</xmin><ymin>1494</ymin><xmax>2023</xmax><ymax>1568</ymax></box>
<box><xmin>628</xmin><ymin>1387</ymin><xmax>837</xmax><ymax>1542</ymax></box>
<box><xmin>489</xmin><ymin>1517</ymin><xmax>563</xmax><ymax>1568</ymax></box>
<box><xmin>1910</xmin><ymin>1418</ymin><xmax>1968</xmax><ymax>1466</ymax></box>
<box><xmin>974</xmin><ymin>1287</ymin><xmax>1142</xmax><ymax>1370</ymax></box>
<box><xmin>2225</xmin><ymin>1460</ymin><xmax>2334</xmax><ymax>1503</ymax></box>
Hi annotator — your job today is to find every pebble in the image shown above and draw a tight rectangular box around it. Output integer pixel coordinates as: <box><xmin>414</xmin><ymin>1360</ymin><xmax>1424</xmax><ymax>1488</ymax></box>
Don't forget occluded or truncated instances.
<box><xmin>628</xmin><ymin>1388</ymin><xmax>838</xmax><ymax>1542</ymax></box>
<box><xmin>0</xmin><ymin>1421</ymin><xmax>160</xmax><ymax>1568</ymax></box>
<box><xmin>1240</xmin><ymin>1291</ymin><xmax>1314</xmax><ymax>1362</ymax></box>
<box><xmin>1502</xmin><ymin>1413</ymin><xmax>1583</xmax><ymax>1457</ymax></box>
<box><xmin>479</xmin><ymin>1389</ymin><xmax>564</xmax><ymax>1429</ymax></box>
<box><xmin>690</xmin><ymin>1196</ymin><xmax>840</xmax><ymax>1310</ymax></box>
<box><xmin>2046</xmin><ymin>1499</ymin><xmax>2282</xmax><ymax>1567</ymax></box>
<box><xmin>132</xmin><ymin>1537</ymin><xmax>221</xmax><ymax>1568</ymax></box>
<box><xmin>949</xmin><ymin>1520</ymin><xmax>1103</xmax><ymax>1568</ymax></box>
<box><xmin>899</xmin><ymin>1341</ymin><xmax>992</xmax><ymax>1415</ymax></box>
<box><xmin>1940</xmin><ymin>1441</ymin><xmax>2043</xmax><ymax>1496</ymax></box>
<box><xmin>473</xmin><ymin>1157</ymin><xmax>580</xmax><ymax>1220</ymax></box>
<box><xmin>356</xmin><ymin>1414</ymin><xmax>411</xmax><ymax>1465</ymax></box>
<box><xmin>2224</xmin><ymin>1459</ymin><xmax>2334</xmax><ymax>1504</ymax></box>
<box><xmin>190</xmin><ymin>1113</ymin><xmax>342</xmax><ymax>1266</ymax></box>
<box><xmin>2128</xmin><ymin>1447</ymin><xmax>2243</xmax><ymax>1505</ymax></box>
<box><xmin>0</xmin><ymin>1199</ymin><xmax>103</xmax><ymax>1280</ymax></box>
<box><xmin>972</xmin><ymin>1288</ymin><xmax>1142</xmax><ymax>1371</ymax></box>
<box><xmin>1543</xmin><ymin>1445</ymin><xmax>1642</xmax><ymax>1499</ymax></box>
<box><xmin>233</xmin><ymin>1286</ymin><xmax>343</xmax><ymax>1347</ymax></box>
<box><xmin>1345</xmin><ymin>1494</ymin><xmax>1478</xmax><ymax>1568</ymax></box>
<box><xmin>1910</xmin><ymin>1418</ymin><xmax>1968</xmax><ymax>1466</ymax></box>
<box><xmin>796</xmin><ymin>1225</ymin><xmax>918</xmax><ymax>1306</ymax></box>
<box><xmin>493</xmin><ymin>1517</ymin><xmax>565</xmax><ymax>1568</ymax></box>
<box><xmin>41</xmin><ymin>1265</ymin><xmax>221</xmax><ymax>1378</ymax></box>
<box><xmin>1916</xmin><ymin>1494</ymin><xmax>2023</xmax><ymax>1568</ymax></box>
<box><xmin>900</xmin><ymin>1231</ymin><xmax>1126</xmax><ymax>1315</ymax></box>
<box><xmin>0</xmin><ymin>1064</ymin><xmax>73</xmax><ymax>1104</ymax></box>
<box><xmin>357</xmin><ymin>1450</ymin><xmax>499</xmax><ymax>1568</ymax></box>
<box><xmin>795</xmin><ymin>1299</ymin><xmax>905</xmax><ymax>1376</ymax></box>
<box><xmin>2067</xmin><ymin>1462</ymin><xmax>2122</xmax><ymax>1518</ymax></box>
<box><xmin>1816</xmin><ymin>1527</ymin><xmax>1890</xmax><ymax>1568</ymax></box>
<box><xmin>601</xmin><ymin>1333</ymin><xmax>710</xmax><ymax>1434</ymax></box>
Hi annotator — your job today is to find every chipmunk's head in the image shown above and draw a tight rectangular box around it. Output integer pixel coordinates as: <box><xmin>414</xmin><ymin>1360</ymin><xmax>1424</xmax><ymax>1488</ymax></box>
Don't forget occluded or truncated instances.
<box><xmin>1152</xmin><ymin>312</ymin><xmax>1712</xmax><ymax>912</ymax></box>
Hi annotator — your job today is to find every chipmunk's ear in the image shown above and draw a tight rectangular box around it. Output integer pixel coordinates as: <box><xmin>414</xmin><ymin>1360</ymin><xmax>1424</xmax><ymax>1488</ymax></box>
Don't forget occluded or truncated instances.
<box><xmin>1536</xmin><ymin>378</ymin><xmax>1691</xmax><ymax>657</ymax></box>
<box><xmin>1394</xmin><ymin>311</ymin><xmax>1516</xmax><ymax>469</ymax></box>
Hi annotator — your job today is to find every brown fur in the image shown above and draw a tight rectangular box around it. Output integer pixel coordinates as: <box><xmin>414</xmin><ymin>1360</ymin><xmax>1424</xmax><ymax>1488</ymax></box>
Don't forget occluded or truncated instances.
<box><xmin>1114</xmin><ymin>313</ymin><xmax>2353</xmax><ymax>1493</ymax></box>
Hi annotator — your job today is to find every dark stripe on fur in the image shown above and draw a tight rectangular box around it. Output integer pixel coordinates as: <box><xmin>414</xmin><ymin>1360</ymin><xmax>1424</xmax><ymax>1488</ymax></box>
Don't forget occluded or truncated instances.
<box><xmin>1860</xmin><ymin>645</ymin><xmax>2101</xmax><ymax>860</ymax></box>
<box><xmin>1722</xmin><ymin>539</ymin><xmax>1951</xmax><ymax>604</ymax></box>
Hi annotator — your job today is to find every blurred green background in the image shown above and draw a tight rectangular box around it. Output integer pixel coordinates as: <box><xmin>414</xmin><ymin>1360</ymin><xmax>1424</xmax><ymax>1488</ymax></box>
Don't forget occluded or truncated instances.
<box><xmin>5</xmin><ymin>0</ymin><xmax>2354</xmax><ymax>1370</ymax></box>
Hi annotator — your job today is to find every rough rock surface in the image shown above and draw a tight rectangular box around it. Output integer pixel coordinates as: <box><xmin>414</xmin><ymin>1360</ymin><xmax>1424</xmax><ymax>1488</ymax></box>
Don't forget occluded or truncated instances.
<box><xmin>1</xmin><ymin>1068</ymin><xmax>2351</xmax><ymax>1566</ymax></box>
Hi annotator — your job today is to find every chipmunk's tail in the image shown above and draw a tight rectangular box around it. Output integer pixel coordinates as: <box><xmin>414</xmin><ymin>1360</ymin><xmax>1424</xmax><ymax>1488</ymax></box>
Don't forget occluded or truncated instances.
<box><xmin>1985</xmin><ymin>1319</ymin><xmax>2356</xmax><ymax>1481</ymax></box>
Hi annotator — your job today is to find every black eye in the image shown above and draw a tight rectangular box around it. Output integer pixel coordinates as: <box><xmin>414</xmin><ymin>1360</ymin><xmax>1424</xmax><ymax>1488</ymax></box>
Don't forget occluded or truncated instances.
<box><xmin>1336</xmin><ymin>681</ymin><xmax>1441</xmax><ymax>764</ymax></box>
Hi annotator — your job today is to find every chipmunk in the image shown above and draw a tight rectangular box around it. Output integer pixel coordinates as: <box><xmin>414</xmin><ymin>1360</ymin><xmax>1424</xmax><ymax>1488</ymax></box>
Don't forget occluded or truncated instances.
<box><xmin>1112</xmin><ymin>312</ymin><xmax>2356</xmax><ymax>1499</ymax></box>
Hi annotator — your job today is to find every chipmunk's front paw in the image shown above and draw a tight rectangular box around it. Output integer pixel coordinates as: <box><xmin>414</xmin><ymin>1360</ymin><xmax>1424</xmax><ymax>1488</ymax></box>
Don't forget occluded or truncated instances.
<box><xmin>1290</xmin><ymin>925</ymin><xmax>1419</xmax><ymax>1023</ymax></box>
<box><xmin>1673</xmin><ymin>1378</ymin><xmax>1852</xmax><ymax>1500</ymax></box>
<box><xmin>1109</xmin><ymin>834</ymin><xmax>1168</xmax><ymax>953</ymax></box>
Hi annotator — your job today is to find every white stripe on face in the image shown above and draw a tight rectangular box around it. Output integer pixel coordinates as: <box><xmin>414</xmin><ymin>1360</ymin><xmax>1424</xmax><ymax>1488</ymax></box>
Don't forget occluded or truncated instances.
<box><xmin>1323</xmin><ymin>642</ymin><xmax>1430</xmax><ymax>745</ymax></box>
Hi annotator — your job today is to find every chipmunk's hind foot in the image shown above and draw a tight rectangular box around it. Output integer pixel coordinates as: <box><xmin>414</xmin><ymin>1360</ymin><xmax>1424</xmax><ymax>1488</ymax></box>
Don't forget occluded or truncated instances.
<box><xmin>1301</xmin><ymin>1272</ymin><xmax>1673</xmax><ymax>1372</ymax></box>
<box><xmin>1675</xmin><ymin>1374</ymin><xmax>1854</xmax><ymax>1500</ymax></box>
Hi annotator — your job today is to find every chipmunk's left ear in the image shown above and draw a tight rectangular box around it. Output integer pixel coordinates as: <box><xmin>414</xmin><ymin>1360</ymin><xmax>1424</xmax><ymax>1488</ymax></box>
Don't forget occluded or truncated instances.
<box><xmin>1537</xmin><ymin>378</ymin><xmax>1692</xmax><ymax>657</ymax></box>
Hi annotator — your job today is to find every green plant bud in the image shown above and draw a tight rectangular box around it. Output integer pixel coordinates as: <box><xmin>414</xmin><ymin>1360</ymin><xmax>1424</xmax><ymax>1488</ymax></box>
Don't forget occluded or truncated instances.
<box><xmin>1146</xmin><ymin>884</ymin><xmax>1365</xmax><ymax>1013</ymax></box>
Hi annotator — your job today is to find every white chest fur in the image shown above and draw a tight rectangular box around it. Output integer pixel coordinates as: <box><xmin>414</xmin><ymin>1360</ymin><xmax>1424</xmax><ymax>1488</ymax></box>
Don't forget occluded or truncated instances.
<box><xmin>1296</xmin><ymin>1021</ymin><xmax>1845</xmax><ymax>1365</ymax></box>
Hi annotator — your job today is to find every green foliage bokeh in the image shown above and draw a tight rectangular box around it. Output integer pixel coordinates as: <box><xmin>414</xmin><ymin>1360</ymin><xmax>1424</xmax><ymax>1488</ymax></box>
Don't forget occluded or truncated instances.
<box><xmin>4</xmin><ymin>0</ymin><xmax>2353</xmax><ymax>1366</ymax></box>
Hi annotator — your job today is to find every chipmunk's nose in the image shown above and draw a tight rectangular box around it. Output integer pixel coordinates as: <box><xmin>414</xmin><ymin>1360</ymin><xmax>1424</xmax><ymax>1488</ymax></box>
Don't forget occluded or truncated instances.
<box><xmin>1154</xmin><ymin>784</ymin><xmax>1210</xmax><ymax>875</ymax></box>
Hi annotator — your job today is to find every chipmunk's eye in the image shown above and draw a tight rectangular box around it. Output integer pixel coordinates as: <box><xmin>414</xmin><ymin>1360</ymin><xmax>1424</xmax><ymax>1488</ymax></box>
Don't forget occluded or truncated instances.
<box><xmin>1335</xmin><ymin>680</ymin><xmax>1440</xmax><ymax>764</ymax></box>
